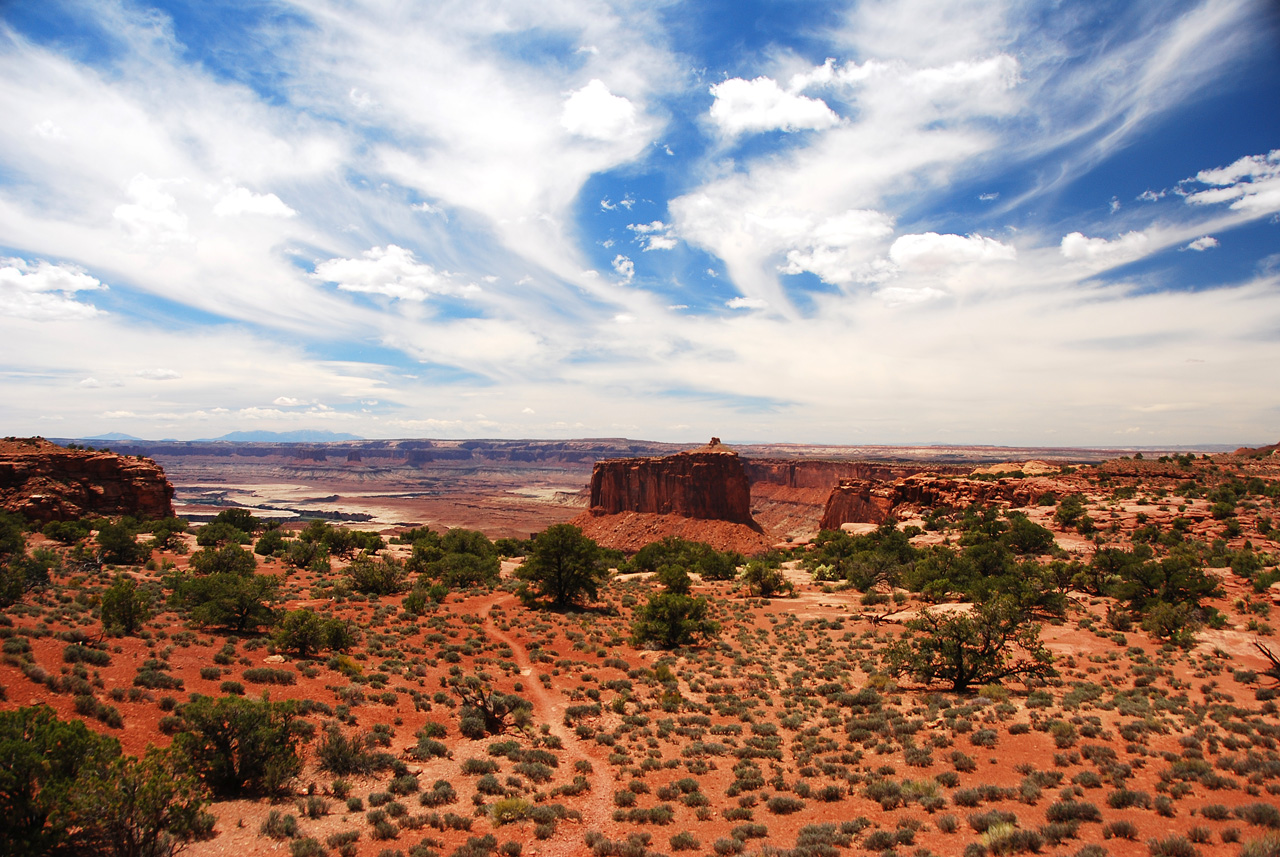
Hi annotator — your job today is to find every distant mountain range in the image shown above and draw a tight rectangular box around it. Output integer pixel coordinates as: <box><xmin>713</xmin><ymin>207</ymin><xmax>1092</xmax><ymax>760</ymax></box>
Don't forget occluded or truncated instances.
<box><xmin>198</xmin><ymin>430</ymin><xmax>365</xmax><ymax>442</ymax></box>
<box><xmin>73</xmin><ymin>430</ymin><xmax>364</xmax><ymax>443</ymax></box>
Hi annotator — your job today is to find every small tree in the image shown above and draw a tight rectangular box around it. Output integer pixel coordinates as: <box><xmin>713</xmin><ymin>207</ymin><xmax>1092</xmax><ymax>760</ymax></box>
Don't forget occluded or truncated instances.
<box><xmin>887</xmin><ymin>599</ymin><xmax>1055</xmax><ymax>692</ymax></box>
<box><xmin>98</xmin><ymin>521</ymin><xmax>146</xmax><ymax>565</ymax></box>
<box><xmin>69</xmin><ymin>746</ymin><xmax>212</xmax><ymax>857</ymax></box>
<box><xmin>188</xmin><ymin>544</ymin><xmax>257</xmax><ymax>576</ymax></box>
<box><xmin>0</xmin><ymin>705</ymin><xmax>122</xmax><ymax>854</ymax></box>
<box><xmin>100</xmin><ymin>574</ymin><xmax>152</xmax><ymax>636</ymax></box>
<box><xmin>515</xmin><ymin>524</ymin><xmax>608</xmax><ymax>608</ymax></box>
<box><xmin>632</xmin><ymin>592</ymin><xmax>720</xmax><ymax>649</ymax></box>
<box><xmin>345</xmin><ymin>554</ymin><xmax>407</xmax><ymax>595</ymax></box>
<box><xmin>171</xmin><ymin>695</ymin><xmax>304</xmax><ymax>797</ymax></box>
<box><xmin>449</xmin><ymin>675</ymin><xmax>532</xmax><ymax>738</ymax></box>
<box><xmin>168</xmin><ymin>571</ymin><xmax>279</xmax><ymax>632</ymax></box>
<box><xmin>741</xmin><ymin>560</ymin><xmax>793</xmax><ymax>598</ymax></box>
<box><xmin>273</xmin><ymin>608</ymin><xmax>357</xmax><ymax>658</ymax></box>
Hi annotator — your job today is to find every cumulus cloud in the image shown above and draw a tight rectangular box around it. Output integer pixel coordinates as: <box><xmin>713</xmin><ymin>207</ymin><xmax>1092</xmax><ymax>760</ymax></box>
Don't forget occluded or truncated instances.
<box><xmin>611</xmin><ymin>254</ymin><xmax>635</xmax><ymax>283</ymax></box>
<box><xmin>709</xmin><ymin>76</ymin><xmax>840</xmax><ymax>136</ymax></box>
<box><xmin>561</xmin><ymin>80</ymin><xmax>638</xmax><ymax>141</ymax></box>
<box><xmin>0</xmin><ymin>257</ymin><xmax>105</xmax><ymax>322</ymax></box>
<box><xmin>779</xmin><ymin>209</ymin><xmax>896</xmax><ymax>285</ymax></box>
<box><xmin>135</xmin><ymin>368</ymin><xmax>181</xmax><ymax>380</ymax></box>
<box><xmin>212</xmin><ymin>186</ymin><xmax>297</xmax><ymax>218</ymax></box>
<box><xmin>1182</xmin><ymin>149</ymin><xmax>1280</xmax><ymax>215</ymax></box>
<box><xmin>273</xmin><ymin>396</ymin><xmax>304</xmax><ymax>406</ymax></box>
<box><xmin>628</xmin><ymin>221</ymin><xmax>677</xmax><ymax>251</ymax></box>
<box><xmin>1185</xmin><ymin>236</ymin><xmax>1219</xmax><ymax>252</ymax></box>
<box><xmin>1059</xmin><ymin>231</ymin><xmax>1150</xmax><ymax>264</ymax></box>
<box><xmin>888</xmin><ymin>232</ymin><xmax>1016</xmax><ymax>270</ymax></box>
<box><xmin>726</xmin><ymin>296</ymin><xmax>768</xmax><ymax>309</ymax></box>
<box><xmin>312</xmin><ymin>245</ymin><xmax>479</xmax><ymax>301</ymax></box>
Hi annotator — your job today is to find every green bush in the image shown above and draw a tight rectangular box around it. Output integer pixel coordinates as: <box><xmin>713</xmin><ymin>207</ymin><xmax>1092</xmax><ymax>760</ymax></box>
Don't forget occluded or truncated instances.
<box><xmin>171</xmin><ymin>695</ymin><xmax>305</xmax><ymax>797</ymax></box>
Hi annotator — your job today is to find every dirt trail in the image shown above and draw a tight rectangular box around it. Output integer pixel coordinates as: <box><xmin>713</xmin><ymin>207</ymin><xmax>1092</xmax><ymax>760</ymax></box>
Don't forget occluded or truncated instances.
<box><xmin>477</xmin><ymin>596</ymin><xmax>615</xmax><ymax>851</ymax></box>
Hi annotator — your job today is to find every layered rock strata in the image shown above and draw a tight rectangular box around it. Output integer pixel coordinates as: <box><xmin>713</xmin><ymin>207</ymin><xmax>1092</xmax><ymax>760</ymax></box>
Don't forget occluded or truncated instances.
<box><xmin>0</xmin><ymin>438</ymin><xmax>174</xmax><ymax>523</ymax></box>
<box><xmin>586</xmin><ymin>438</ymin><xmax>758</xmax><ymax>527</ymax></box>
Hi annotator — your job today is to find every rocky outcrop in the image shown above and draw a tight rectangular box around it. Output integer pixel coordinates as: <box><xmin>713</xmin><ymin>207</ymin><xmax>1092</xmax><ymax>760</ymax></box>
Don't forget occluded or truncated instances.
<box><xmin>586</xmin><ymin>439</ymin><xmax>758</xmax><ymax>528</ymax></box>
<box><xmin>817</xmin><ymin>479</ymin><xmax>898</xmax><ymax>529</ymax></box>
<box><xmin>0</xmin><ymin>438</ymin><xmax>174</xmax><ymax>523</ymax></box>
<box><xmin>819</xmin><ymin>473</ymin><xmax>1053</xmax><ymax>530</ymax></box>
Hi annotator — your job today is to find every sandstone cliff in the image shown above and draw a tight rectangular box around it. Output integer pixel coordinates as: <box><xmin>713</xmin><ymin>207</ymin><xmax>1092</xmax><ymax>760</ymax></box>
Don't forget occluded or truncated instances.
<box><xmin>0</xmin><ymin>438</ymin><xmax>174</xmax><ymax>523</ymax></box>
<box><xmin>586</xmin><ymin>439</ymin><xmax>758</xmax><ymax>527</ymax></box>
<box><xmin>819</xmin><ymin>473</ymin><xmax>1054</xmax><ymax>530</ymax></box>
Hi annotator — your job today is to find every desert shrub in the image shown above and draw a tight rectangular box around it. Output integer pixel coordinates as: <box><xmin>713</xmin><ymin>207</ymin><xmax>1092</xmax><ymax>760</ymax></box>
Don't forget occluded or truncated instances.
<box><xmin>1108</xmin><ymin>788</ymin><xmax>1151</xmax><ymax>809</ymax></box>
<box><xmin>1239</xmin><ymin>832</ymin><xmax>1280</xmax><ymax>857</ymax></box>
<box><xmin>63</xmin><ymin>643</ymin><xmax>111</xmax><ymax>666</ymax></box>
<box><xmin>1237</xmin><ymin>804</ymin><xmax>1280</xmax><ymax>828</ymax></box>
<box><xmin>1147</xmin><ymin>834</ymin><xmax>1199</xmax><ymax>857</ymax></box>
<box><xmin>1100</xmin><ymin>820</ymin><xmax>1137</xmax><ymax>842</ymax></box>
<box><xmin>1046</xmin><ymin>800</ymin><xmax>1102</xmax><ymax>823</ymax></box>
<box><xmin>491</xmin><ymin>798</ymin><xmax>531</xmax><ymax>825</ymax></box>
<box><xmin>261</xmin><ymin>809</ymin><xmax>298</xmax><ymax>839</ymax></box>
<box><xmin>243</xmin><ymin>667</ymin><xmax>296</xmax><ymax>685</ymax></box>
<box><xmin>765</xmin><ymin>795</ymin><xmax>805</xmax><ymax>814</ymax></box>
<box><xmin>670</xmin><ymin>831</ymin><xmax>700</xmax><ymax>851</ymax></box>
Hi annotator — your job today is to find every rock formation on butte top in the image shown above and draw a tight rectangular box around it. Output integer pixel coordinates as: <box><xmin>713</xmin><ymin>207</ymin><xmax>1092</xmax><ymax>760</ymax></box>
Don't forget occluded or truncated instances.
<box><xmin>819</xmin><ymin>469</ymin><xmax>1057</xmax><ymax>531</ymax></box>
<box><xmin>0</xmin><ymin>437</ymin><xmax>174</xmax><ymax>523</ymax></box>
<box><xmin>573</xmin><ymin>438</ymin><xmax>772</xmax><ymax>554</ymax></box>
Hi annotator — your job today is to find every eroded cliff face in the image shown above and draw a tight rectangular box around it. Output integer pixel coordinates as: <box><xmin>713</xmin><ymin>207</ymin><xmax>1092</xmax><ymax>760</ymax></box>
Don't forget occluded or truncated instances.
<box><xmin>0</xmin><ymin>438</ymin><xmax>174</xmax><ymax>523</ymax></box>
<box><xmin>587</xmin><ymin>440</ymin><xmax>757</xmax><ymax>527</ymax></box>
<box><xmin>819</xmin><ymin>473</ymin><xmax>1054</xmax><ymax>530</ymax></box>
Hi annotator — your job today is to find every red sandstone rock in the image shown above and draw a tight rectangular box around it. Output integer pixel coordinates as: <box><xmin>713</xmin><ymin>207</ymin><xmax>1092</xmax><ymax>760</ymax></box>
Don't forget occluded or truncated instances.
<box><xmin>819</xmin><ymin>473</ymin><xmax>1055</xmax><ymax>530</ymax></box>
<box><xmin>0</xmin><ymin>438</ymin><xmax>174</xmax><ymax>523</ymax></box>
<box><xmin>587</xmin><ymin>439</ymin><xmax>758</xmax><ymax>527</ymax></box>
<box><xmin>571</xmin><ymin>511</ymin><xmax>774</xmax><ymax>556</ymax></box>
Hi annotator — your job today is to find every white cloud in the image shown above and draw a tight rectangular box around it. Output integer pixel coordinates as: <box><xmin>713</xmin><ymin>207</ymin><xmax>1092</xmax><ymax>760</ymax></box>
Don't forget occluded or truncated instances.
<box><xmin>1185</xmin><ymin>236</ymin><xmax>1219</xmax><ymax>252</ymax></box>
<box><xmin>135</xmin><ymin>368</ymin><xmax>181</xmax><ymax>380</ymax></box>
<box><xmin>628</xmin><ymin>220</ymin><xmax>677</xmax><ymax>251</ymax></box>
<box><xmin>1183</xmin><ymin>149</ymin><xmax>1280</xmax><ymax>215</ymax></box>
<box><xmin>31</xmin><ymin>119</ymin><xmax>65</xmax><ymax>140</ymax></box>
<box><xmin>778</xmin><ymin>209</ymin><xmax>896</xmax><ymax>285</ymax></box>
<box><xmin>312</xmin><ymin>245</ymin><xmax>479</xmax><ymax>301</ymax></box>
<box><xmin>212</xmin><ymin>186</ymin><xmax>296</xmax><ymax>218</ymax></box>
<box><xmin>561</xmin><ymin>80</ymin><xmax>637</xmax><ymax>141</ymax></box>
<box><xmin>1138</xmin><ymin>189</ymin><xmax>1166</xmax><ymax>202</ymax></box>
<box><xmin>273</xmin><ymin>396</ymin><xmax>304</xmax><ymax>406</ymax></box>
<box><xmin>79</xmin><ymin>377</ymin><xmax>101</xmax><ymax>388</ymax></box>
<box><xmin>888</xmin><ymin>232</ymin><xmax>1016</xmax><ymax>270</ymax></box>
<box><xmin>0</xmin><ymin>257</ymin><xmax>105</xmax><ymax>322</ymax></box>
<box><xmin>113</xmin><ymin>174</ymin><xmax>191</xmax><ymax>245</ymax></box>
<box><xmin>709</xmin><ymin>77</ymin><xmax>840</xmax><ymax>136</ymax></box>
<box><xmin>726</xmin><ymin>296</ymin><xmax>768</xmax><ymax>310</ymax></box>
<box><xmin>612</xmin><ymin>254</ymin><xmax>635</xmax><ymax>283</ymax></box>
<box><xmin>1059</xmin><ymin>231</ymin><xmax>1150</xmax><ymax>264</ymax></box>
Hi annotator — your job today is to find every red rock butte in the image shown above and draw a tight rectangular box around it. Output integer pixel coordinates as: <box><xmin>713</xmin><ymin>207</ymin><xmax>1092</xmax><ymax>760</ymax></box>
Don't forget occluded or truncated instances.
<box><xmin>585</xmin><ymin>437</ymin><xmax>758</xmax><ymax>527</ymax></box>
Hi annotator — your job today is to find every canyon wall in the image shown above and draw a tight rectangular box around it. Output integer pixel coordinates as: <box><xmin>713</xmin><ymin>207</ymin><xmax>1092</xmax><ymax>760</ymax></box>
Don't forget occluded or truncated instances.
<box><xmin>0</xmin><ymin>438</ymin><xmax>174</xmax><ymax>523</ymax></box>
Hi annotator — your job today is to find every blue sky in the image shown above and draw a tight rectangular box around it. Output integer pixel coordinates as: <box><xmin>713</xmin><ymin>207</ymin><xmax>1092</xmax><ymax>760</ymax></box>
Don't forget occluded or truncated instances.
<box><xmin>1</xmin><ymin>0</ymin><xmax>1278</xmax><ymax>445</ymax></box>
